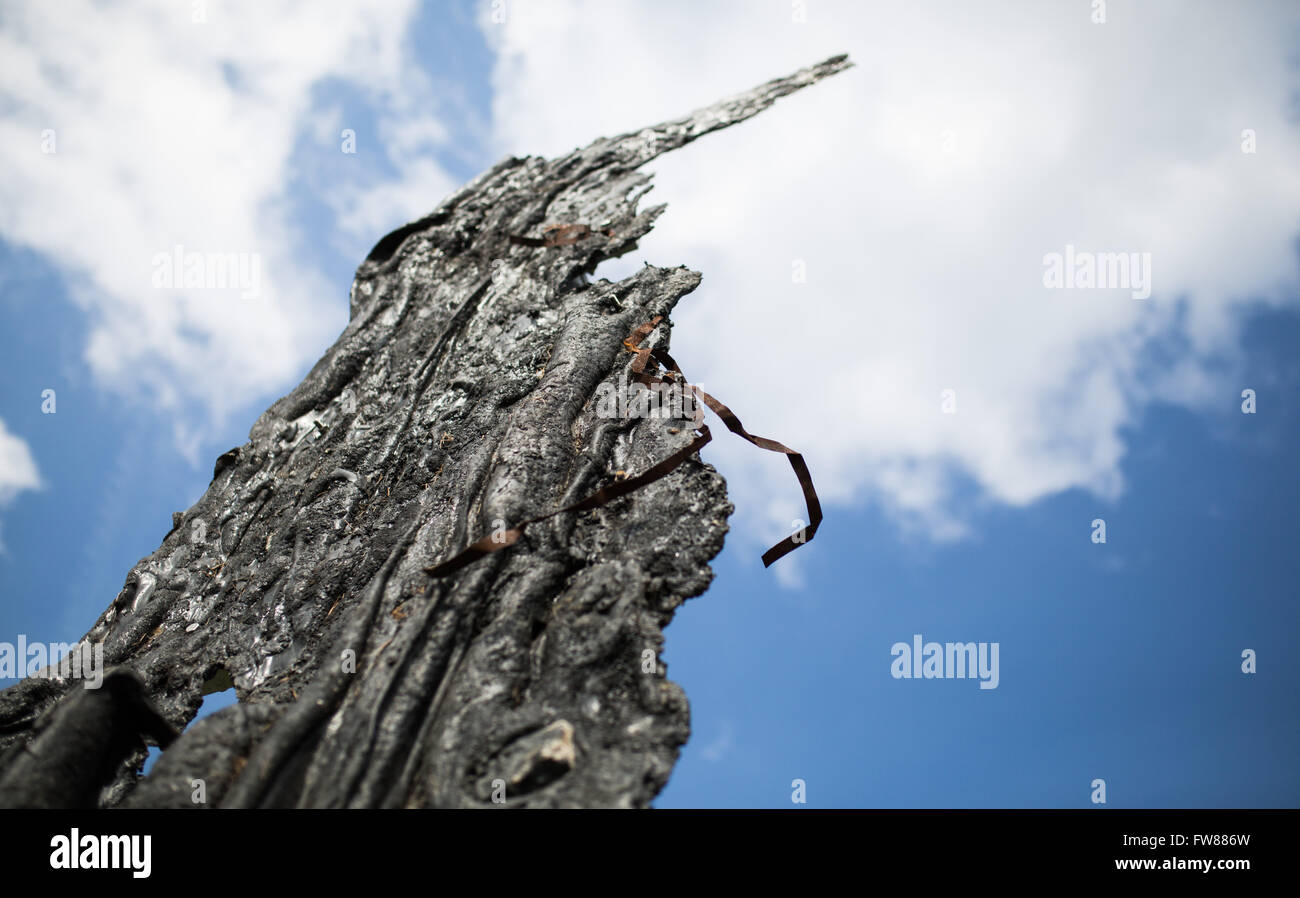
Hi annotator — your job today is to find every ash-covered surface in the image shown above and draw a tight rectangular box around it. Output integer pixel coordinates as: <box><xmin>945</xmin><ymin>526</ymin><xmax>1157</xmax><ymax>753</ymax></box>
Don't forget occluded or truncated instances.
<box><xmin>0</xmin><ymin>55</ymin><xmax>850</xmax><ymax>808</ymax></box>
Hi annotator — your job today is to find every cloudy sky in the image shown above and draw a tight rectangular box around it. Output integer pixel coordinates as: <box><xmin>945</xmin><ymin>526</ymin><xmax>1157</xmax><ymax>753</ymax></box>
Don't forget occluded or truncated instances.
<box><xmin>1</xmin><ymin>0</ymin><xmax>1297</xmax><ymax>807</ymax></box>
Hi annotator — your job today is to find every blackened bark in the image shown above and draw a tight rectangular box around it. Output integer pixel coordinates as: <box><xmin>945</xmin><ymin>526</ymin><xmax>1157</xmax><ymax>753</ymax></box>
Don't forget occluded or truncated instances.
<box><xmin>0</xmin><ymin>55</ymin><xmax>850</xmax><ymax>808</ymax></box>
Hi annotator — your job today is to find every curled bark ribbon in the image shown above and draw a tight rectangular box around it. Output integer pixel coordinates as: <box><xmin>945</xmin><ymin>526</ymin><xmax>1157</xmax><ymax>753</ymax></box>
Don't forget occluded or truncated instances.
<box><xmin>624</xmin><ymin>319</ymin><xmax>821</xmax><ymax>566</ymax></box>
<box><xmin>423</xmin><ymin>316</ymin><xmax>819</xmax><ymax>578</ymax></box>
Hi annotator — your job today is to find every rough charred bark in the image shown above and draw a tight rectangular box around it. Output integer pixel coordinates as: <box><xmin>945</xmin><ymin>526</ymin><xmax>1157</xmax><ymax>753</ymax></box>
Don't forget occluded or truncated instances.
<box><xmin>0</xmin><ymin>56</ymin><xmax>850</xmax><ymax>808</ymax></box>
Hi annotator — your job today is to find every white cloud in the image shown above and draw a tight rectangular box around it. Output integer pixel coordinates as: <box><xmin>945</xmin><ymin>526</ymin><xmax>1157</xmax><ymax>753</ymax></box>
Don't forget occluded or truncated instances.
<box><xmin>0</xmin><ymin>0</ymin><xmax>457</xmax><ymax>442</ymax></box>
<box><xmin>0</xmin><ymin>419</ymin><xmax>41</xmax><ymax>507</ymax></box>
<box><xmin>482</xmin><ymin>0</ymin><xmax>1300</xmax><ymax>562</ymax></box>
<box><xmin>0</xmin><ymin>418</ymin><xmax>41</xmax><ymax>552</ymax></box>
<box><xmin>3</xmin><ymin>1</ymin><xmax>1296</xmax><ymax>579</ymax></box>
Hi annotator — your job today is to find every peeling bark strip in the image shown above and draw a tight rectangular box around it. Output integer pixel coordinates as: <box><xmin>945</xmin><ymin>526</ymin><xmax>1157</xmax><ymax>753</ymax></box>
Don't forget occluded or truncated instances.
<box><xmin>423</xmin><ymin>314</ymin><xmax>822</xmax><ymax>576</ymax></box>
<box><xmin>0</xmin><ymin>55</ymin><xmax>851</xmax><ymax>808</ymax></box>
<box><xmin>632</xmin><ymin>344</ymin><xmax>823</xmax><ymax>567</ymax></box>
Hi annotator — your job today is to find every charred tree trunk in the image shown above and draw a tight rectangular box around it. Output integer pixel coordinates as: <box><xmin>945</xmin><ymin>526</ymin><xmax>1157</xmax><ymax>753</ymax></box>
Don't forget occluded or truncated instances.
<box><xmin>0</xmin><ymin>56</ymin><xmax>850</xmax><ymax>808</ymax></box>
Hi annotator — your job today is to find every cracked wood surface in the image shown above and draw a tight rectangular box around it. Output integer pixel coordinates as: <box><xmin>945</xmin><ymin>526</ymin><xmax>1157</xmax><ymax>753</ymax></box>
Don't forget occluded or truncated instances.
<box><xmin>0</xmin><ymin>55</ymin><xmax>850</xmax><ymax>808</ymax></box>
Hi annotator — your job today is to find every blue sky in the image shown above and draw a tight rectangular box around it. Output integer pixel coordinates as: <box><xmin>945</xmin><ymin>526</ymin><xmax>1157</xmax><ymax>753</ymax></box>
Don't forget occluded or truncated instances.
<box><xmin>1</xmin><ymin>1</ymin><xmax>1297</xmax><ymax>807</ymax></box>
<box><xmin>661</xmin><ymin>310</ymin><xmax>1300</xmax><ymax>807</ymax></box>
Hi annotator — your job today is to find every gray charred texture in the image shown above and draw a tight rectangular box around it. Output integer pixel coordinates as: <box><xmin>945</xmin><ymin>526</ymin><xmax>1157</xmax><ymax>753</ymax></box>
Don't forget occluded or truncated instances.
<box><xmin>0</xmin><ymin>55</ymin><xmax>850</xmax><ymax>808</ymax></box>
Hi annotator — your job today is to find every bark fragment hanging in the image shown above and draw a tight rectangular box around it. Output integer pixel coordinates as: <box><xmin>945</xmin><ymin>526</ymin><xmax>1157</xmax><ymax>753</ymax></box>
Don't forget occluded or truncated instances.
<box><xmin>422</xmin><ymin>315</ymin><xmax>823</xmax><ymax>578</ymax></box>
